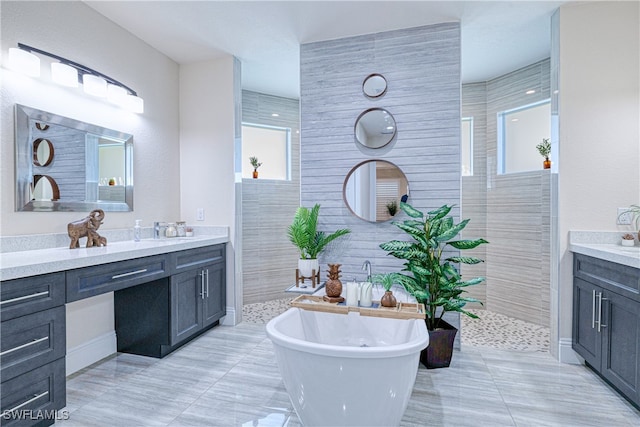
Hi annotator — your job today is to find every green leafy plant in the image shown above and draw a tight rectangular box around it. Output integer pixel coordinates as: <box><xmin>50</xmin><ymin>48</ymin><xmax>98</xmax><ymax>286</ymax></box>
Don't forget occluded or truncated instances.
<box><xmin>619</xmin><ymin>204</ymin><xmax>640</xmax><ymax>230</ymax></box>
<box><xmin>536</xmin><ymin>138</ymin><xmax>551</xmax><ymax>158</ymax></box>
<box><xmin>249</xmin><ymin>156</ymin><xmax>262</xmax><ymax>170</ymax></box>
<box><xmin>287</xmin><ymin>204</ymin><xmax>350</xmax><ymax>259</ymax></box>
<box><xmin>386</xmin><ymin>200</ymin><xmax>398</xmax><ymax>217</ymax></box>
<box><xmin>372</xmin><ymin>272</ymin><xmax>399</xmax><ymax>292</ymax></box>
<box><xmin>380</xmin><ymin>202</ymin><xmax>488</xmax><ymax>330</ymax></box>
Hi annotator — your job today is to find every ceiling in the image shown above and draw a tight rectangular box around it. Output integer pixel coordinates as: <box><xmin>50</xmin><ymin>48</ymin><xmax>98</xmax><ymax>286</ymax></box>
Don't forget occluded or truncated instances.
<box><xmin>85</xmin><ymin>1</ymin><xmax>568</xmax><ymax>99</ymax></box>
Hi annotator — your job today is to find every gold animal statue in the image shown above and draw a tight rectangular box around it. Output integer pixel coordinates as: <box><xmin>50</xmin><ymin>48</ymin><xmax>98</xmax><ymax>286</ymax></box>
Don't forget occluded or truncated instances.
<box><xmin>67</xmin><ymin>209</ymin><xmax>107</xmax><ymax>249</ymax></box>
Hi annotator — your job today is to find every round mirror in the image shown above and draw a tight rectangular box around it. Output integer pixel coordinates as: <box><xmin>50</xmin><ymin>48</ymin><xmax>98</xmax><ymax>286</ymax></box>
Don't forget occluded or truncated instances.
<box><xmin>32</xmin><ymin>175</ymin><xmax>60</xmax><ymax>201</ymax></box>
<box><xmin>33</xmin><ymin>138</ymin><xmax>54</xmax><ymax>167</ymax></box>
<box><xmin>354</xmin><ymin>108</ymin><xmax>397</xmax><ymax>149</ymax></box>
<box><xmin>362</xmin><ymin>74</ymin><xmax>387</xmax><ymax>98</ymax></box>
<box><xmin>343</xmin><ymin>160</ymin><xmax>409</xmax><ymax>223</ymax></box>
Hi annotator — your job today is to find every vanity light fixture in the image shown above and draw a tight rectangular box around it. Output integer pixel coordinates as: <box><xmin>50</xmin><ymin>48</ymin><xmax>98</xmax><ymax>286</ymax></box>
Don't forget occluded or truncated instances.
<box><xmin>8</xmin><ymin>43</ymin><xmax>144</xmax><ymax>113</ymax></box>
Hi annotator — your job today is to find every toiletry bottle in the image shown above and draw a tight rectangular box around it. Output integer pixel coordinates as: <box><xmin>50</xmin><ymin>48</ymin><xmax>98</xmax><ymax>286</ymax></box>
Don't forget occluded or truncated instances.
<box><xmin>165</xmin><ymin>222</ymin><xmax>177</xmax><ymax>238</ymax></box>
<box><xmin>134</xmin><ymin>219</ymin><xmax>142</xmax><ymax>242</ymax></box>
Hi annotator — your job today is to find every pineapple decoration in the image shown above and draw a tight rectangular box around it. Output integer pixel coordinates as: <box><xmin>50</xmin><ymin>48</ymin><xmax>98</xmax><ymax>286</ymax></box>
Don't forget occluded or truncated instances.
<box><xmin>325</xmin><ymin>263</ymin><xmax>343</xmax><ymax>299</ymax></box>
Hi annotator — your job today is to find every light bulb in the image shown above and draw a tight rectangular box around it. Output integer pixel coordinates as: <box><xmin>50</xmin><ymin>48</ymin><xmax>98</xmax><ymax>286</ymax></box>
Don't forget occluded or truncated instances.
<box><xmin>107</xmin><ymin>84</ymin><xmax>127</xmax><ymax>104</ymax></box>
<box><xmin>51</xmin><ymin>63</ymin><xmax>78</xmax><ymax>87</ymax></box>
<box><xmin>124</xmin><ymin>94</ymin><xmax>144</xmax><ymax>114</ymax></box>
<box><xmin>8</xmin><ymin>48</ymin><xmax>40</xmax><ymax>77</ymax></box>
<box><xmin>83</xmin><ymin>74</ymin><xmax>107</xmax><ymax>97</ymax></box>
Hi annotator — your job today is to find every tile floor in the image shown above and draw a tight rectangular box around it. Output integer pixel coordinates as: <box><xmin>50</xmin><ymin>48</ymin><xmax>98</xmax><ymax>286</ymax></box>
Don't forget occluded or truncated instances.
<box><xmin>58</xmin><ymin>305</ymin><xmax>640</xmax><ymax>426</ymax></box>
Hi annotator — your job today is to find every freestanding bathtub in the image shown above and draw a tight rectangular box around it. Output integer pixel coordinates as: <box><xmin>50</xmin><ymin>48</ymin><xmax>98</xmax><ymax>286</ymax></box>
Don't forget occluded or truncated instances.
<box><xmin>266</xmin><ymin>307</ymin><xmax>429</xmax><ymax>426</ymax></box>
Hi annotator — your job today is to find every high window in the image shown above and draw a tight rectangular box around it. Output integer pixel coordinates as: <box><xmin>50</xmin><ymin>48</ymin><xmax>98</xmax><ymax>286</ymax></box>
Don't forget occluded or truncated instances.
<box><xmin>241</xmin><ymin>123</ymin><xmax>291</xmax><ymax>180</ymax></box>
<box><xmin>497</xmin><ymin>100</ymin><xmax>550</xmax><ymax>174</ymax></box>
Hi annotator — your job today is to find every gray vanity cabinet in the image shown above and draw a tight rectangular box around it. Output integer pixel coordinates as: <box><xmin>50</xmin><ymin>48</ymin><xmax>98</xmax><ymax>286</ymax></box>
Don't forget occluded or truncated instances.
<box><xmin>170</xmin><ymin>245</ymin><xmax>226</xmax><ymax>345</ymax></box>
<box><xmin>0</xmin><ymin>272</ymin><xmax>66</xmax><ymax>426</ymax></box>
<box><xmin>573</xmin><ymin>253</ymin><xmax>640</xmax><ymax>408</ymax></box>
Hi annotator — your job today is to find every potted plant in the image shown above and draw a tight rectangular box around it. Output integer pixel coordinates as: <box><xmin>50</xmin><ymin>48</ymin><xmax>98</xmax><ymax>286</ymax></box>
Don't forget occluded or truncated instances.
<box><xmin>372</xmin><ymin>272</ymin><xmax>399</xmax><ymax>307</ymax></box>
<box><xmin>536</xmin><ymin>138</ymin><xmax>551</xmax><ymax>169</ymax></box>
<box><xmin>379</xmin><ymin>202</ymin><xmax>488</xmax><ymax>368</ymax></box>
<box><xmin>621</xmin><ymin>233</ymin><xmax>635</xmax><ymax>247</ymax></box>
<box><xmin>386</xmin><ymin>200</ymin><xmax>398</xmax><ymax>217</ymax></box>
<box><xmin>287</xmin><ymin>204</ymin><xmax>351</xmax><ymax>278</ymax></box>
<box><xmin>618</xmin><ymin>204</ymin><xmax>640</xmax><ymax>241</ymax></box>
<box><xmin>249</xmin><ymin>156</ymin><xmax>262</xmax><ymax>179</ymax></box>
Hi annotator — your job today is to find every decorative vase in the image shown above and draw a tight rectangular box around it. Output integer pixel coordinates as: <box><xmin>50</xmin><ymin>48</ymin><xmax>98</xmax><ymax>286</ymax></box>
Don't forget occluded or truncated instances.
<box><xmin>325</xmin><ymin>263</ymin><xmax>343</xmax><ymax>297</ymax></box>
<box><xmin>253</xmin><ymin>169</ymin><xmax>258</xmax><ymax>179</ymax></box>
<box><xmin>621</xmin><ymin>238</ymin><xmax>635</xmax><ymax>247</ymax></box>
<box><xmin>420</xmin><ymin>320</ymin><xmax>457</xmax><ymax>369</ymax></box>
<box><xmin>380</xmin><ymin>290</ymin><xmax>397</xmax><ymax>307</ymax></box>
<box><xmin>298</xmin><ymin>258</ymin><xmax>319</xmax><ymax>278</ymax></box>
<box><xmin>543</xmin><ymin>157</ymin><xmax>551</xmax><ymax>169</ymax></box>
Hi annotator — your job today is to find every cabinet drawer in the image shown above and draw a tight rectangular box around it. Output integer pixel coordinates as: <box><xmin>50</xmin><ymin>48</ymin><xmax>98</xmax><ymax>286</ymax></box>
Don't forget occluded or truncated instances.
<box><xmin>172</xmin><ymin>244</ymin><xmax>225</xmax><ymax>274</ymax></box>
<box><xmin>66</xmin><ymin>254</ymin><xmax>169</xmax><ymax>302</ymax></box>
<box><xmin>0</xmin><ymin>307</ymin><xmax>65</xmax><ymax>382</ymax></box>
<box><xmin>0</xmin><ymin>358</ymin><xmax>65</xmax><ymax>427</ymax></box>
<box><xmin>574</xmin><ymin>254</ymin><xmax>640</xmax><ymax>302</ymax></box>
<box><xmin>0</xmin><ymin>273</ymin><xmax>65</xmax><ymax>322</ymax></box>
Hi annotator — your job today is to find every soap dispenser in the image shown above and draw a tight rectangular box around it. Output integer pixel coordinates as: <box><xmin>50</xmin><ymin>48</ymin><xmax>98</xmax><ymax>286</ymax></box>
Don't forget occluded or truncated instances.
<box><xmin>134</xmin><ymin>219</ymin><xmax>142</xmax><ymax>242</ymax></box>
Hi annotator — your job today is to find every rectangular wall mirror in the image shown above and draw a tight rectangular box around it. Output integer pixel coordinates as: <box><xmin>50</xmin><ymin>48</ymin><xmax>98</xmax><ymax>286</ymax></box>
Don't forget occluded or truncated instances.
<box><xmin>15</xmin><ymin>104</ymin><xmax>133</xmax><ymax>212</ymax></box>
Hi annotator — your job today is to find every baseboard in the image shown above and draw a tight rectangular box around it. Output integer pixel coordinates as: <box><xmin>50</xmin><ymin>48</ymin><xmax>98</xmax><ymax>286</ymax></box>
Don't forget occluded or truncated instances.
<box><xmin>221</xmin><ymin>307</ymin><xmax>236</xmax><ymax>326</ymax></box>
<box><xmin>66</xmin><ymin>331</ymin><xmax>117</xmax><ymax>375</ymax></box>
<box><xmin>558</xmin><ymin>338</ymin><xmax>583</xmax><ymax>364</ymax></box>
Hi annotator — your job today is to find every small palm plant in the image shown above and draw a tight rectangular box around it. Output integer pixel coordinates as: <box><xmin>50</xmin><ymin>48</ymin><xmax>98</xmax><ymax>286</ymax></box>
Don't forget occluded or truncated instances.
<box><xmin>249</xmin><ymin>156</ymin><xmax>262</xmax><ymax>170</ymax></box>
<box><xmin>380</xmin><ymin>202</ymin><xmax>488</xmax><ymax>330</ymax></box>
<box><xmin>287</xmin><ymin>204</ymin><xmax>350</xmax><ymax>260</ymax></box>
<box><xmin>536</xmin><ymin>138</ymin><xmax>551</xmax><ymax>159</ymax></box>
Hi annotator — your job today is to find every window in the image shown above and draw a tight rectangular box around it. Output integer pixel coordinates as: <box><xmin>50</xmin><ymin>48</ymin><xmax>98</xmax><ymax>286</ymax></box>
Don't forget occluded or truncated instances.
<box><xmin>241</xmin><ymin>123</ymin><xmax>290</xmax><ymax>180</ymax></box>
<box><xmin>497</xmin><ymin>100</ymin><xmax>550</xmax><ymax>174</ymax></box>
<box><xmin>461</xmin><ymin>117</ymin><xmax>473</xmax><ymax>176</ymax></box>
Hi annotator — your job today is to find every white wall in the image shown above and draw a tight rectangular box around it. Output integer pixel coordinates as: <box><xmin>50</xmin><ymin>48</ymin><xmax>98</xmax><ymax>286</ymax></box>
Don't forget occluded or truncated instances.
<box><xmin>557</xmin><ymin>1</ymin><xmax>640</xmax><ymax>361</ymax></box>
<box><xmin>0</xmin><ymin>1</ymin><xmax>180</xmax><ymax>373</ymax></box>
<box><xmin>179</xmin><ymin>57</ymin><xmax>239</xmax><ymax>323</ymax></box>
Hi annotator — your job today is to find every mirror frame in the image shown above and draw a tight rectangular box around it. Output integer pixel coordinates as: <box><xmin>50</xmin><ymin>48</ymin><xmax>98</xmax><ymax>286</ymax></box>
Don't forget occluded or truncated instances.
<box><xmin>342</xmin><ymin>159</ymin><xmax>409</xmax><ymax>223</ymax></box>
<box><xmin>362</xmin><ymin>73</ymin><xmax>387</xmax><ymax>98</ymax></box>
<box><xmin>15</xmin><ymin>104</ymin><xmax>134</xmax><ymax>212</ymax></box>
<box><xmin>354</xmin><ymin>107</ymin><xmax>397</xmax><ymax>149</ymax></box>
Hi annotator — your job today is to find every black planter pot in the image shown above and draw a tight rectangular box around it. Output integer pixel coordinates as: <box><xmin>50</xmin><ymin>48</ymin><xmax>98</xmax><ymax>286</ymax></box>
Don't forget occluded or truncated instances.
<box><xmin>420</xmin><ymin>320</ymin><xmax>457</xmax><ymax>369</ymax></box>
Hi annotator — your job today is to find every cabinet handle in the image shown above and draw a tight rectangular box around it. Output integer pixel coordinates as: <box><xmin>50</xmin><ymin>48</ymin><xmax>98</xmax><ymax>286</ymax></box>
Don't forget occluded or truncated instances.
<box><xmin>0</xmin><ymin>291</ymin><xmax>50</xmax><ymax>306</ymax></box>
<box><xmin>1</xmin><ymin>391</ymin><xmax>49</xmax><ymax>417</ymax></box>
<box><xmin>205</xmin><ymin>269</ymin><xmax>209</xmax><ymax>298</ymax></box>
<box><xmin>599</xmin><ymin>295</ymin><xmax>608</xmax><ymax>331</ymax></box>
<box><xmin>200</xmin><ymin>271</ymin><xmax>205</xmax><ymax>299</ymax></box>
<box><xmin>591</xmin><ymin>289</ymin><xmax>596</xmax><ymax>329</ymax></box>
<box><xmin>0</xmin><ymin>336</ymin><xmax>48</xmax><ymax>357</ymax></box>
<box><xmin>111</xmin><ymin>268</ymin><xmax>148</xmax><ymax>280</ymax></box>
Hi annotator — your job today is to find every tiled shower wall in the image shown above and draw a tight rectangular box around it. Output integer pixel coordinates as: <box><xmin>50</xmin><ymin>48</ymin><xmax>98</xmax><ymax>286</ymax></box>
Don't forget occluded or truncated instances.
<box><xmin>241</xmin><ymin>90</ymin><xmax>300</xmax><ymax>304</ymax></box>
<box><xmin>462</xmin><ymin>59</ymin><xmax>551</xmax><ymax>326</ymax></box>
<box><xmin>300</xmin><ymin>23</ymin><xmax>461</xmax><ymax>282</ymax></box>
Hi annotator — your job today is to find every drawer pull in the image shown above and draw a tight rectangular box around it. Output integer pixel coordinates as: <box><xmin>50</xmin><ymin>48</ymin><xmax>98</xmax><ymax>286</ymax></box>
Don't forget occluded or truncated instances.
<box><xmin>0</xmin><ymin>291</ymin><xmax>50</xmax><ymax>306</ymax></box>
<box><xmin>0</xmin><ymin>336</ymin><xmax>48</xmax><ymax>357</ymax></box>
<box><xmin>1</xmin><ymin>391</ymin><xmax>49</xmax><ymax>416</ymax></box>
<box><xmin>111</xmin><ymin>268</ymin><xmax>148</xmax><ymax>280</ymax></box>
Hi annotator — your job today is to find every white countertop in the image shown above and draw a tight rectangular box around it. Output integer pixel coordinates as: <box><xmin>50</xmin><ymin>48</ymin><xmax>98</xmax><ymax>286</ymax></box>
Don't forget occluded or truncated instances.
<box><xmin>569</xmin><ymin>231</ymin><xmax>640</xmax><ymax>269</ymax></box>
<box><xmin>0</xmin><ymin>234</ymin><xmax>228</xmax><ymax>281</ymax></box>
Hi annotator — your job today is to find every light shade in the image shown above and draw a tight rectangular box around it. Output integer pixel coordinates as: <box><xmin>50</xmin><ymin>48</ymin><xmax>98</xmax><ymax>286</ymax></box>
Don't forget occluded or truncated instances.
<box><xmin>83</xmin><ymin>74</ymin><xmax>107</xmax><ymax>97</ymax></box>
<box><xmin>124</xmin><ymin>94</ymin><xmax>144</xmax><ymax>114</ymax></box>
<box><xmin>8</xmin><ymin>48</ymin><xmax>40</xmax><ymax>77</ymax></box>
<box><xmin>51</xmin><ymin>62</ymin><xmax>78</xmax><ymax>87</ymax></box>
<box><xmin>107</xmin><ymin>83</ymin><xmax>127</xmax><ymax>104</ymax></box>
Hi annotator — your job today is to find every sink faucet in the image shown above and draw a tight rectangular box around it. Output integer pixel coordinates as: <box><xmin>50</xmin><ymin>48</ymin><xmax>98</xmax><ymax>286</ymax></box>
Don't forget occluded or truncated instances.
<box><xmin>362</xmin><ymin>260</ymin><xmax>372</xmax><ymax>282</ymax></box>
<box><xmin>153</xmin><ymin>222</ymin><xmax>166</xmax><ymax>239</ymax></box>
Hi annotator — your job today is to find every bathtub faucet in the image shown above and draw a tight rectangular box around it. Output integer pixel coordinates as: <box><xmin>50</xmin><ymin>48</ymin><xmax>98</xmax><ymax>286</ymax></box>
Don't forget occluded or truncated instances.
<box><xmin>362</xmin><ymin>260</ymin><xmax>372</xmax><ymax>282</ymax></box>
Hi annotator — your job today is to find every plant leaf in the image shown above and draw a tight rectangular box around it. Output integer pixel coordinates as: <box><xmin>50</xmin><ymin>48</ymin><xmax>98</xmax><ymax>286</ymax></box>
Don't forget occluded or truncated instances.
<box><xmin>427</xmin><ymin>205</ymin><xmax>452</xmax><ymax>220</ymax></box>
<box><xmin>436</xmin><ymin>218</ymin><xmax>469</xmax><ymax>242</ymax></box>
<box><xmin>446</xmin><ymin>256</ymin><xmax>484</xmax><ymax>265</ymax></box>
<box><xmin>400</xmin><ymin>202</ymin><xmax>423</xmax><ymax>218</ymax></box>
<box><xmin>448</xmin><ymin>238</ymin><xmax>489</xmax><ymax>250</ymax></box>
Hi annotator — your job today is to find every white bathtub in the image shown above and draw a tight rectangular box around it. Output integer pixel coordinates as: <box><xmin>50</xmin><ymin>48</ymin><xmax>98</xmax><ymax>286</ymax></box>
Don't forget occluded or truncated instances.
<box><xmin>266</xmin><ymin>308</ymin><xmax>429</xmax><ymax>426</ymax></box>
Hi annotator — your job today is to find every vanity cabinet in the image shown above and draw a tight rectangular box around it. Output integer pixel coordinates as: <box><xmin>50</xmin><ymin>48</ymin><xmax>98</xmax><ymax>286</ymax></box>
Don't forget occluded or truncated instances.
<box><xmin>0</xmin><ymin>272</ymin><xmax>66</xmax><ymax>426</ymax></box>
<box><xmin>114</xmin><ymin>244</ymin><xmax>226</xmax><ymax>357</ymax></box>
<box><xmin>573</xmin><ymin>253</ymin><xmax>640</xmax><ymax>408</ymax></box>
<box><xmin>171</xmin><ymin>245</ymin><xmax>226</xmax><ymax>344</ymax></box>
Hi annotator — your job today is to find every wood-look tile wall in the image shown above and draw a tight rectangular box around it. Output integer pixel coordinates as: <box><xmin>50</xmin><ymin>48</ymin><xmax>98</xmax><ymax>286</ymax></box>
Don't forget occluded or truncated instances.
<box><xmin>462</xmin><ymin>59</ymin><xmax>552</xmax><ymax>326</ymax></box>
<box><xmin>241</xmin><ymin>90</ymin><xmax>301</xmax><ymax>304</ymax></box>
<box><xmin>300</xmin><ymin>23</ymin><xmax>461</xmax><ymax>283</ymax></box>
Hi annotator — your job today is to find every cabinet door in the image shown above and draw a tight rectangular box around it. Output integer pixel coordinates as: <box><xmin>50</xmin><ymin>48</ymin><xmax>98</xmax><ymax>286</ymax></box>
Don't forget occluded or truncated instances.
<box><xmin>202</xmin><ymin>262</ymin><xmax>226</xmax><ymax>327</ymax></box>
<box><xmin>573</xmin><ymin>278</ymin><xmax>601</xmax><ymax>367</ymax></box>
<box><xmin>170</xmin><ymin>269</ymin><xmax>204</xmax><ymax>344</ymax></box>
<box><xmin>601</xmin><ymin>290</ymin><xmax>640</xmax><ymax>404</ymax></box>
